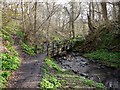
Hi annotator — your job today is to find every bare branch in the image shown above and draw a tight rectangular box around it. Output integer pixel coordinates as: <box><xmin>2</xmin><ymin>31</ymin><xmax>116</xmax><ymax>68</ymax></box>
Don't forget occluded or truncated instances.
<box><xmin>36</xmin><ymin>3</ymin><xmax>58</xmax><ymax>33</ymax></box>
<box><xmin>74</xmin><ymin>2</ymin><xmax>81</xmax><ymax>21</ymax></box>
<box><xmin>64</xmin><ymin>6</ymin><xmax>70</xmax><ymax>15</ymax></box>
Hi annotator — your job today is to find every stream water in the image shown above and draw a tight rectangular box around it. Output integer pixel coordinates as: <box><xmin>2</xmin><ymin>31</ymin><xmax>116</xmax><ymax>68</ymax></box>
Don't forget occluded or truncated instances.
<box><xmin>54</xmin><ymin>52</ymin><xmax>120</xmax><ymax>89</ymax></box>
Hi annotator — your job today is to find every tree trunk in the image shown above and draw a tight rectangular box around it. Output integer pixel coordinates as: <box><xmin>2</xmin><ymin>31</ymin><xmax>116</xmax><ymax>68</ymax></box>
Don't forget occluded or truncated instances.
<box><xmin>89</xmin><ymin>2</ymin><xmax>92</xmax><ymax>19</ymax></box>
<box><xmin>92</xmin><ymin>2</ymin><xmax>95</xmax><ymax>20</ymax></box>
<box><xmin>34</xmin><ymin>2</ymin><xmax>37</xmax><ymax>33</ymax></box>
<box><xmin>97</xmin><ymin>3</ymin><xmax>101</xmax><ymax>21</ymax></box>
<box><xmin>21</xmin><ymin>1</ymin><xmax>24</xmax><ymax>32</ymax></box>
<box><xmin>71</xmin><ymin>2</ymin><xmax>75</xmax><ymax>38</ymax></box>
<box><xmin>113</xmin><ymin>2</ymin><xmax>116</xmax><ymax>20</ymax></box>
<box><xmin>87</xmin><ymin>14</ymin><xmax>94</xmax><ymax>33</ymax></box>
<box><xmin>101</xmin><ymin>2</ymin><xmax>108</xmax><ymax>22</ymax></box>
<box><xmin>34</xmin><ymin>1</ymin><xmax>37</xmax><ymax>51</ymax></box>
<box><xmin>88</xmin><ymin>2</ymin><xmax>95</xmax><ymax>33</ymax></box>
<box><xmin>69</xmin><ymin>21</ymin><xmax>72</xmax><ymax>38</ymax></box>
<box><xmin>118</xmin><ymin>1</ymin><xmax>120</xmax><ymax>23</ymax></box>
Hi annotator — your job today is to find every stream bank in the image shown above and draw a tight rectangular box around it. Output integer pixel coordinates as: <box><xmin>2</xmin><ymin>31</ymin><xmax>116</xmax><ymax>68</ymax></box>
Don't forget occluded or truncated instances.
<box><xmin>54</xmin><ymin>52</ymin><xmax>120</xmax><ymax>89</ymax></box>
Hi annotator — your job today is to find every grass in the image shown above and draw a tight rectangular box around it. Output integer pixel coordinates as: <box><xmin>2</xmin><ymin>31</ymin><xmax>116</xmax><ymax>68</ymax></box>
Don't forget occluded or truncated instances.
<box><xmin>40</xmin><ymin>57</ymin><xmax>106</xmax><ymax>89</ymax></box>
<box><xmin>40</xmin><ymin>57</ymin><xmax>63</xmax><ymax>89</ymax></box>
<box><xmin>57</xmin><ymin>74</ymin><xmax>105</xmax><ymax>89</ymax></box>
<box><xmin>83</xmin><ymin>49</ymin><xmax>120</xmax><ymax>67</ymax></box>
<box><xmin>44</xmin><ymin>58</ymin><xmax>65</xmax><ymax>72</ymax></box>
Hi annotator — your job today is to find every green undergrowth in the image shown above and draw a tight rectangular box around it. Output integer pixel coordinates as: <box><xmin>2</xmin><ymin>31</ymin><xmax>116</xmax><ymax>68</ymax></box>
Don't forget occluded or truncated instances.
<box><xmin>95</xmin><ymin>21</ymin><xmax>120</xmax><ymax>49</ymax></box>
<box><xmin>0</xmin><ymin>27</ymin><xmax>21</xmax><ymax>88</ymax></box>
<box><xmin>40</xmin><ymin>58</ymin><xmax>63</xmax><ymax>90</ymax></box>
<box><xmin>20</xmin><ymin>41</ymin><xmax>45</xmax><ymax>55</ymax></box>
<box><xmin>40</xmin><ymin>57</ymin><xmax>105</xmax><ymax>90</ymax></box>
<box><xmin>0</xmin><ymin>71</ymin><xmax>11</xmax><ymax>88</ymax></box>
<box><xmin>16</xmin><ymin>31</ymin><xmax>25</xmax><ymax>39</ymax></box>
<box><xmin>41</xmin><ymin>74</ymin><xmax>61</xmax><ymax>89</ymax></box>
<box><xmin>57</xmin><ymin>74</ymin><xmax>105</xmax><ymax>89</ymax></box>
<box><xmin>1</xmin><ymin>53</ymin><xmax>20</xmax><ymax>70</ymax></box>
<box><xmin>45</xmin><ymin>58</ymin><xmax>65</xmax><ymax>72</ymax></box>
<box><xmin>1</xmin><ymin>28</ymin><xmax>14</xmax><ymax>44</ymax></box>
<box><xmin>20</xmin><ymin>41</ymin><xmax>36</xmax><ymax>55</ymax></box>
<box><xmin>83</xmin><ymin>49</ymin><xmax>120</xmax><ymax>67</ymax></box>
<box><xmin>16</xmin><ymin>31</ymin><xmax>44</xmax><ymax>55</ymax></box>
<box><xmin>16</xmin><ymin>30</ymin><xmax>36</xmax><ymax>55</ymax></box>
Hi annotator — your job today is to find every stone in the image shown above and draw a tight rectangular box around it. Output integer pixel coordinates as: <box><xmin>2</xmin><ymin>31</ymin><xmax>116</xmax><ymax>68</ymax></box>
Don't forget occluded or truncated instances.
<box><xmin>80</xmin><ymin>73</ymin><xmax>88</xmax><ymax>77</ymax></box>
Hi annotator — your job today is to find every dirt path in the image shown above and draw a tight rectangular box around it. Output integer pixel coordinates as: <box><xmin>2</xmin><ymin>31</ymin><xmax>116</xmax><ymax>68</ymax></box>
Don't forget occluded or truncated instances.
<box><xmin>7</xmin><ymin>36</ymin><xmax>47</xmax><ymax>88</ymax></box>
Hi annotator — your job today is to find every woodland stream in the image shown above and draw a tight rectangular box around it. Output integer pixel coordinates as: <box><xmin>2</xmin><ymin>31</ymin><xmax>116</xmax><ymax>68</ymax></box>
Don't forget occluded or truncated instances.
<box><xmin>54</xmin><ymin>52</ymin><xmax>120</xmax><ymax>89</ymax></box>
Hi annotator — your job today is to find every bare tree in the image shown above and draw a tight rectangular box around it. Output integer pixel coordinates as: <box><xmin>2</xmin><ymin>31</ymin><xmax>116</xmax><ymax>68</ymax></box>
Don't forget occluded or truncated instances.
<box><xmin>34</xmin><ymin>1</ymin><xmax>38</xmax><ymax>51</ymax></box>
<box><xmin>64</xmin><ymin>2</ymin><xmax>81</xmax><ymax>38</ymax></box>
